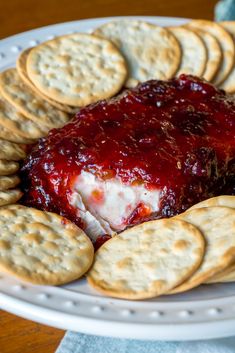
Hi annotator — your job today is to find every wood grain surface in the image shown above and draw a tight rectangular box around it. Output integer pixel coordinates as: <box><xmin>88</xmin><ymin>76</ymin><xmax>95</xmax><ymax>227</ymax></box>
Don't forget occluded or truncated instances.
<box><xmin>0</xmin><ymin>0</ymin><xmax>217</xmax><ymax>352</ymax></box>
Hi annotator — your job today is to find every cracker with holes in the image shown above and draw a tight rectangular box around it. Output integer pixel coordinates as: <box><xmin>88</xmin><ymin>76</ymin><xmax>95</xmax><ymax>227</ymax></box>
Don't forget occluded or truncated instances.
<box><xmin>220</xmin><ymin>21</ymin><xmax>235</xmax><ymax>93</ymax></box>
<box><xmin>0</xmin><ymin>139</ymin><xmax>26</xmax><ymax>160</ymax></box>
<box><xmin>188</xmin><ymin>195</ymin><xmax>235</xmax><ymax>211</ymax></box>
<box><xmin>0</xmin><ymin>69</ymin><xmax>70</xmax><ymax>128</ymax></box>
<box><xmin>0</xmin><ymin>123</ymin><xmax>35</xmax><ymax>144</ymax></box>
<box><xmin>0</xmin><ymin>160</ymin><xmax>19</xmax><ymax>176</ymax></box>
<box><xmin>0</xmin><ymin>205</ymin><xmax>94</xmax><ymax>285</ymax></box>
<box><xmin>191</xmin><ymin>28</ymin><xmax>222</xmax><ymax>81</ymax></box>
<box><xmin>168</xmin><ymin>26</ymin><xmax>207</xmax><ymax>77</ymax></box>
<box><xmin>26</xmin><ymin>33</ymin><xmax>127</xmax><ymax>106</ymax></box>
<box><xmin>186</xmin><ymin>20</ymin><xmax>235</xmax><ymax>85</ymax></box>
<box><xmin>94</xmin><ymin>20</ymin><xmax>181</xmax><ymax>87</ymax></box>
<box><xmin>87</xmin><ymin>218</ymin><xmax>204</xmax><ymax>300</ymax></box>
<box><xmin>169</xmin><ymin>207</ymin><xmax>235</xmax><ymax>294</ymax></box>
<box><xmin>0</xmin><ymin>175</ymin><xmax>20</xmax><ymax>190</ymax></box>
<box><xmin>0</xmin><ymin>189</ymin><xmax>23</xmax><ymax>206</ymax></box>
<box><xmin>17</xmin><ymin>48</ymin><xmax>79</xmax><ymax>114</ymax></box>
<box><xmin>206</xmin><ymin>263</ymin><xmax>235</xmax><ymax>283</ymax></box>
<box><xmin>0</xmin><ymin>91</ymin><xmax>49</xmax><ymax>139</ymax></box>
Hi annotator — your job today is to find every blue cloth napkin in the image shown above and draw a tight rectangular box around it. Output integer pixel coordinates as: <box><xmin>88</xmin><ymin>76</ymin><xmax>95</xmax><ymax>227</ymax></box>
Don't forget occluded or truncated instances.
<box><xmin>56</xmin><ymin>331</ymin><xmax>235</xmax><ymax>353</ymax></box>
<box><xmin>56</xmin><ymin>2</ymin><xmax>235</xmax><ymax>352</ymax></box>
<box><xmin>215</xmin><ymin>0</ymin><xmax>235</xmax><ymax>20</ymax></box>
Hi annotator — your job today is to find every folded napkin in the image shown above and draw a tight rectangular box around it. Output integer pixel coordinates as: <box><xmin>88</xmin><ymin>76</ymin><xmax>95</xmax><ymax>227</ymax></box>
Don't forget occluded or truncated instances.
<box><xmin>56</xmin><ymin>331</ymin><xmax>235</xmax><ymax>353</ymax></box>
<box><xmin>215</xmin><ymin>0</ymin><xmax>235</xmax><ymax>21</ymax></box>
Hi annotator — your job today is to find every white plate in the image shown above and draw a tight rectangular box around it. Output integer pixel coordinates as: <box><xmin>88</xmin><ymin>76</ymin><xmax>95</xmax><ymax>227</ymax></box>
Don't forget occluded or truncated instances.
<box><xmin>1</xmin><ymin>16</ymin><xmax>235</xmax><ymax>341</ymax></box>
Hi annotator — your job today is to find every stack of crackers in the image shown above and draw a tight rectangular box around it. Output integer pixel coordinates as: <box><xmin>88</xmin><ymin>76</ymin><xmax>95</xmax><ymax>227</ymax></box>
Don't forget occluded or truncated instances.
<box><xmin>88</xmin><ymin>196</ymin><xmax>235</xmax><ymax>299</ymax></box>
<box><xmin>0</xmin><ymin>195</ymin><xmax>235</xmax><ymax>297</ymax></box>
<box><xmin>0</xmin><ymin>19</ymin><xmax>234</xmax><ymax>145</ymax></box>
<box><xmin>1</xmin><ymin>19</ymin><xmax>235</xmax><ymax>131</ymax></box>
<box><xmin>0</xmin><ymin>141</ymin><xmax>25</xmax><ymax>207</ymax></box>
<box><xmin>0</xmin><ymin>19</ymin><xmax>235</xmax><ymax>297</ymax></box>
<box><xmin>92</xmin><ymin>19</ymin><xmax>235</xmax><ymax>91</ymax></box>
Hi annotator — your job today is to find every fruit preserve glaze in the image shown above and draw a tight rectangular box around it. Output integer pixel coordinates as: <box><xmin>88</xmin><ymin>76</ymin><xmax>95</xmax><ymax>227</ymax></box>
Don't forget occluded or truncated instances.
<box><xmin>21</xmin><ymin>75</ymin><xmax>235</xmax><ymax>244</ymax></box>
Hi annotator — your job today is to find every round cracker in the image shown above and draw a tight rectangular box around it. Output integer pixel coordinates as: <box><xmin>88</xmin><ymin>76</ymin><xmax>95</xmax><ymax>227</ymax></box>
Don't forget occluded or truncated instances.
<box><xmin>188</xmin><ymin>195</ymin><xmax>235</xmax><ymax>211</ymax></box>
<box><xmin>206</xmin><ymin>263</ymin><xmax>235</xmax><ymax>283</ymax></box>
<box><xmin>0</xmin><ymin>69</ymin><xmax>70</xmax><ymax>129</ymax></box>
<box><xmin>168</xmin><ymin>26</ymin><xmax>207</xmax><ymax>77</ymax></box>
<box><xmin>0</xmin><ymin>160</ymin><xmax>19</xmax><ymax>176</ymax></box>
<box><xmin>219</xmin><ymin>22</ymin><xmax>235</xmax><ymax>93</ymax></box>
<box><xmin>0</xmin><ymin>205</ymin><xmax>94</xmax><ymax>285</ymax></box>
<box><xmin>87</xmin><ymin>218</ymin><xmax>204</xmax><ymax>300</ymax></box>
<box><xmin>16</xmin><ymin>48</ymin><xmax>79</xmax><ymax>114</ymax></box>
<box><xmin>0</xmin><ymin>175</ymin><xmax>20</xmax><ymax>190</ymax></box>
<box><xmin>0</xmin><ymin>121</ymin><xmax>35</xmax><ymax>144</ymax></box>
<box><xmin>0</xmin><ymin>139</ymin><xmax>26</xmax><ymax>160</ymax></box>
<box><xmin>27</xmin><ymin>33</ymin><xmax>127</xmax><ymax>106</ymax></box>
<box><xmin>0</xmin><ymin>91</ymin><xmax>49</xmax><ymax>139</ymax></box>
<box><xmin>191</xmin><ymin>28</ymin><xmax>222</xmax><ymax>81</ymax></box>
<box><xmin>169</xmin><ymin>207</ymin><xmax>235</xmax><ymax>294</ymax></box>
<box><xmin>0</xmin><ymin>189</ymin><xmax>23</xmax><ymax>206</ymax></box>
<box><xmin>94</xmin><ymin>20</ymin><xmax>181</xmax><ymax>87</ymax></box>
<box><xmin>187</xmin><ymin>20</ymin><xmax>235</xmax><ymax>85</ymax></box>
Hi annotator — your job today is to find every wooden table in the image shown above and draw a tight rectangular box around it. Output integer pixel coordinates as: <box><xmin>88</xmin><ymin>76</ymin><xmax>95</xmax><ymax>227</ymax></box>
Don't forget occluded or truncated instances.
<box><xmin>0</xmin><ymin>0</ymin><xmax>217</xmax><ymax>352</ymax></box>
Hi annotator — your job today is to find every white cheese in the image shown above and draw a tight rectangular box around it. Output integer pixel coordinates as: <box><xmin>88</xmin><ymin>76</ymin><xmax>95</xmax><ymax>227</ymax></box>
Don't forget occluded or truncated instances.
<box><xmin>70</xmin><ymin>171</ymin><xmax>161</xmax><ymax>237</ymax></box>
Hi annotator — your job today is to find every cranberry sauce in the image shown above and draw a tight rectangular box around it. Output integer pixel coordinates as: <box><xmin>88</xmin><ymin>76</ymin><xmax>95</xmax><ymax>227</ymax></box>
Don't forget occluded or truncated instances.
<box><xmin>21</xmin><ymin>75</ymin><xmax>235</xmax><ymax>229</ymax></box>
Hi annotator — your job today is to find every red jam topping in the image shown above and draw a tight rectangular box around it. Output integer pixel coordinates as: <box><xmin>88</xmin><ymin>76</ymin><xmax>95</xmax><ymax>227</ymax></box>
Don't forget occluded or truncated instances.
<box><xmin>21</xmin><ymin>74</ymin><xmax>235</xmax><ymax>235</ymax></box>
<box><xmin>94</xmin><ymin>234</ymin><xmax>112</xmax><ymax>251</ymax></box>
